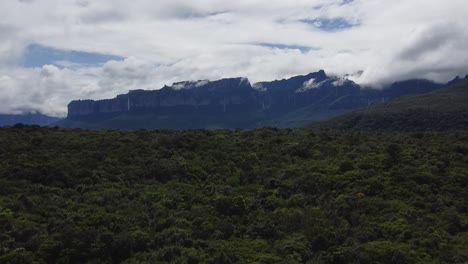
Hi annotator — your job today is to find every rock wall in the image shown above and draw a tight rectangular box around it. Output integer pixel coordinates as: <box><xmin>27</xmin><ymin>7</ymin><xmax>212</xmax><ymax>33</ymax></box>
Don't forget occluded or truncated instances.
<box><xmin>68</xmin><ymin>78</ymin><xmax>260</xmax><ymax>118</ymax></box>
<box><xmin>67</xmin><ymin>71</ymin><xmax>443</xmax><ymax>119</ymax></box>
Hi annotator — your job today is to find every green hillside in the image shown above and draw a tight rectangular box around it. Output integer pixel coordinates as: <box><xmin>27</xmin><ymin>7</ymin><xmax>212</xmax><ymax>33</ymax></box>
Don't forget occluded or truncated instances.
<box><xmin>1</xmin><ymin>125</ymin><xmax>467</xmax><ymax>263</ymax></box>
<box><xmin>314</xmin><ymin>81</ymin><xmax>468</xmax><ymax>131</ymax></box>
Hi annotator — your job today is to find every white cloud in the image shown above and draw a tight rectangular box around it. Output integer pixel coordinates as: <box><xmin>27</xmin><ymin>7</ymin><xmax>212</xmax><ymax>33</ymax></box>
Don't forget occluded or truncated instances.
<box><xmin>298</xmin><ymin>78</ymin><xmax>326</xmax><ymax>92</ymax></box>
<box><xmin>0</xmin><ymin>0</ymin><xmax>467</xmax><ymax>116</ymax></box>
<box><xmin>172</xmin><ymin>80</ymin><xmax>210</xmax><ymax>90</ymax></box>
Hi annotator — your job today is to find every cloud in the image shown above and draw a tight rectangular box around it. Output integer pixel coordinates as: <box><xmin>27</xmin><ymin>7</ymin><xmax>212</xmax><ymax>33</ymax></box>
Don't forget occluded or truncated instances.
<box><xmin>297</xmin><ymin>78</ymin><xmax>334</xmax><ymax>92</ymax></box>
<box><xmin>299</xmin><ymin>79</ymin><xmax>322</xmax><ymax>91</ymax></box>
<box><xmin>172</xmin><ymin>80</ymin><xmax>210</xmax><ymax>90</ymax></box>
<box><xmin>398</xmin><ymin>22</ymin><xmax>464</xmax><ymax>61</ymax></box>
<box><xmin>0</xmin><ymin>65</ymin><xmax>104</xmax><ymax>117</ymax></box>
<box><xmin>254</xmin><ymin>43</ymin><xmax>318</xmax><ymax>53</ymax></box>
<box><xmin>80</xmin><ymin>9</ymin><xmax>127</xmax><ymax>24</ymax></box>
<box><xmin>0</xmin><ymin>0</ymin><xmax>467</xmax><ymax>116</ymax></box>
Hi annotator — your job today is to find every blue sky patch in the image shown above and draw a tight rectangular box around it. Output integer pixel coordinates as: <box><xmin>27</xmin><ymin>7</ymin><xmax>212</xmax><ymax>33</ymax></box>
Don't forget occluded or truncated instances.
<box><xmin>301</xmin><ymin>18</ymin><xmax>357</xmax><ymax>32</ymax></box>
<box><xmin>340</xmin><ymin>0</ymin><xmax>354</xmax><ymax>5</ymax></box>
<box><xmin>178</xmin><ymin>10</ymin><xmax>229</xmax><ymax>20</ymax></box>
<box><xmin>314</xmin><ymin>1</ymin><xmax>353</xmax><ymax>11</ymax></box>
<box><xmin>255</xmin><ymin>43</ymin><xmax>318</xmax><ymax>53</ymax></box>
<box><xmin>21</xmin><ymin>43</ymin><xmax>123</xmax><ymax>68</ymax></box>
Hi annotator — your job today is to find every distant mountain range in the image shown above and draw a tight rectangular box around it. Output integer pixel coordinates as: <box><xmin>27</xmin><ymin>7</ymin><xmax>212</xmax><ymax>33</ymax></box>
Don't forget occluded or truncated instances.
<box><xmin>56</xmin><ymin>70</ymin><xmax>463</xmax><ymax>129</ymax></box>
<box><xmin>3</xmin><ymin>71</ymin><xmax>465</xmax><ymax>129</ymax></box>
<box><xmin>313</xmin><ymin>78</ymin><xmax>468</xmax><ymax>131</ymax></box>
<box><xmin>0</xmin><ymin>113</ymin><xmax>62</xmax><ymax>127</ymax></box>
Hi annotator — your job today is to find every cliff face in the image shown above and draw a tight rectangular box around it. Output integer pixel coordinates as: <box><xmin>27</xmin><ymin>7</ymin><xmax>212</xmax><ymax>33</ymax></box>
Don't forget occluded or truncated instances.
<box><xmin>68</xmin><ymin>96</ymin><xmax>129</xmax><ymax>118</ymax></box>
<box><xmin>68</xmin><ymin>77</ymin><xmax>259</xmax><ymax>118</ymax></box>
<box><xmin>68</xmin><ymin>100</ymin><xmax>96</xmax><ymax>117</ymax></box>
<box><xmin>65</xmin><ymin>70</ymin><xmax>446</xmax><ymax>128</ymax></box>
<box><xmin>67</xmin><ymin>72</ymin><xmax>365</xmax><ymax>119</ymax></box>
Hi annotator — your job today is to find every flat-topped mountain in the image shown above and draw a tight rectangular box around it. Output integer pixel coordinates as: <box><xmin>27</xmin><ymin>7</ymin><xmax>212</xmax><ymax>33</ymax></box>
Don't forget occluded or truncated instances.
<box><xmin>59</xmin><ymin>70</ymin><xmax>449</xmax><ymax>129</ymax></box>
<box><xmin>68</xmin><ymin>78</ymin><xmax>257</xmax><ymax>118</ymax></box>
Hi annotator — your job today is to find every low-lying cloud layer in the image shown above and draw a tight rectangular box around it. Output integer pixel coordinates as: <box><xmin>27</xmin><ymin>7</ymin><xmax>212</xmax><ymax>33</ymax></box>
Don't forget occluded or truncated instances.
<box><xmin>1</xmin><ymin>0</ymin><xmax>468</xmax><ymax>116</ymax></box>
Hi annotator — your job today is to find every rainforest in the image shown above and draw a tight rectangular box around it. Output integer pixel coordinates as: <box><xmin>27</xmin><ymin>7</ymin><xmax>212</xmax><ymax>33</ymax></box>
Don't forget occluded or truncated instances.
<box><xmin>0</xmin><ymin>125</ymin><xmax>467</xmax><ymax>263</ymax></box>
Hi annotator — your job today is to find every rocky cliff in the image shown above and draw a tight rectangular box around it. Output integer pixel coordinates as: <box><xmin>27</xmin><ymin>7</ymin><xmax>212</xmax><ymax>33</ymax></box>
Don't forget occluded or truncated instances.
<box><xmin>64</xmin><ymin>70</ymin><xmax>447</xmax><ymax>128</ymax></box>
<box><xmin>68</xmin><ymin>77</ymin><xmax>259</xmax><ymax>118</ymax></box>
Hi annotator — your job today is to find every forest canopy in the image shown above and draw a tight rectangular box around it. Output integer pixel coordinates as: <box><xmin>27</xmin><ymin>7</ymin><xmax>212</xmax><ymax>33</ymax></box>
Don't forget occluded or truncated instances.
<box><xmin>0</xmin><ymin>125</ymin><xmax>467</xmax><ymax>263</ymax></box>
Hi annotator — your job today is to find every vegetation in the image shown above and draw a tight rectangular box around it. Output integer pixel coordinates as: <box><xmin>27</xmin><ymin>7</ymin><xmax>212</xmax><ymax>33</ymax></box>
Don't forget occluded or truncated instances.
<box><xmin>0</xmin><ymin>125</ymin><xmax>467</xmax><ymax>263</ymax></box>
<box><xmin>314</xmin><ymin>80</ymin><xmax>468</xmax><ymax>131</ymax></box>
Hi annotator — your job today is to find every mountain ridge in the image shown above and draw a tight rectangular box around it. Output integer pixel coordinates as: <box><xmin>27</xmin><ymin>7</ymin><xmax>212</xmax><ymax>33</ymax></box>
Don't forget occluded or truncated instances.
<box><xmin>58</xmin><ymin>70</ymin><xmax>455</xmax><ymax>129</ymax></box>
<box><xmin>313</xmin><ymin>79</ymin><xmax>468</xmax><ymax>131</ymax></box>
<box><xmin>0</xmin><ymin>113</ymin><xmax>62</xmax><ymax>127</ymax></box>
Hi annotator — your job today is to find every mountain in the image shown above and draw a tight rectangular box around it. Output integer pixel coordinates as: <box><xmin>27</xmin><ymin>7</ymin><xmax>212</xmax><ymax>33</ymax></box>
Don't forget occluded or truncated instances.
<box><xmin>0</xmin><ymin>113</ymin><xmax>62</xmax><ymax>126</ymax></box>
<box><xmin>447</xmin><ymin>74</ymin><xmax>468</xmax><ymax>86</ymax></box>
<box><xmin>58</xmin><ymin>71</ymin><xmax>447</xmax><ymax>129</ymax></box>
<box><xmin>61</xmin><ymin>78</ymin><xmax>262</xmax><ymax>129</ymax></box>
<box><xmin>314</xmin><ymin>80</ymin><xmax>468</xmax><ymax>131</ymax></box>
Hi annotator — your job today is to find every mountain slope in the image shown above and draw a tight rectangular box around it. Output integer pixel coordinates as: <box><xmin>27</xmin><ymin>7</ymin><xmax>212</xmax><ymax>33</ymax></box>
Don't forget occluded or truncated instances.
<box><xmin>314</xmin><ymin>80</ymin><xmax>468</xmax><ymax>131</ymax></box>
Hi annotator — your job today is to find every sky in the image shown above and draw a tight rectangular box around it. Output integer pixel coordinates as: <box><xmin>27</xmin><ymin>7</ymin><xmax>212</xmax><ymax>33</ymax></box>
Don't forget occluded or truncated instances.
<box><xmin>1</xmin><ymin>0</ymin><xmax>468</xmax><ymax>117</ymax></box>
